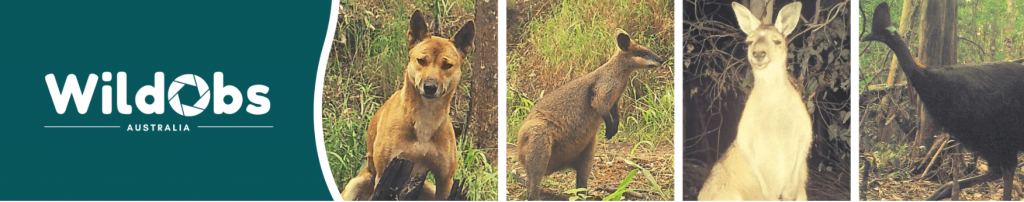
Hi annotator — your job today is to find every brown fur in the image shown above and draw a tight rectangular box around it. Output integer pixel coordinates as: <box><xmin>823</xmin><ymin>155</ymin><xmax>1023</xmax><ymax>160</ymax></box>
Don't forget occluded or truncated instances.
<box><xmin>516</xmin><ymin>29</ymin><xmax>663</xmax><ymax>200</ymax></box>
<box><xmin>341</xmin><ymin>10</ymin><xmax>474</xmax><ymax>201</ymax></box>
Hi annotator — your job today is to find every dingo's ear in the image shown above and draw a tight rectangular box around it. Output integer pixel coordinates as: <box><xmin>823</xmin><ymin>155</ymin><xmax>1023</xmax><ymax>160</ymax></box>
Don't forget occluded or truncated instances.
<box><xmin>452</xmin><ymin>21</ymin><xmax>475</xmax><ymax>55</ymax></box>
<box><xmin>775</xmin><ymin>2</ymin><xmax>802</xmax><ymax>36</ymax></box>
<box><xmin>408</xmin><ymin>10</ymin><xmax>430</xmax><ymax>46</ymax></box>
<box><xmin>615</xmin><ymin>29</ymin><xmax>630</xmax><ymax>51</ymax></box>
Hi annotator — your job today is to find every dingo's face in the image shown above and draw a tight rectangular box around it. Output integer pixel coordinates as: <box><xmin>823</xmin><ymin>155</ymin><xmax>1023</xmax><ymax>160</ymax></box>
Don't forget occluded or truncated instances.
<box><xmin>406</xmin><ymin>10</ymin><xmax>474</xmax><ymax>99</ymax></box>
<box><xmin>732</xmin><ymin>2</ymin><xmax>801</xmax><ymax>70</ymax></box>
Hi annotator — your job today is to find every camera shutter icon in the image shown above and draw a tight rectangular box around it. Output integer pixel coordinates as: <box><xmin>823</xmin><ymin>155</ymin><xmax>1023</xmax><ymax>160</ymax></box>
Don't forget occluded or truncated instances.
<box><xmin>167</xmin><ymin>74</ymin><xmax>210</xmax><ymax>117</ymax></box>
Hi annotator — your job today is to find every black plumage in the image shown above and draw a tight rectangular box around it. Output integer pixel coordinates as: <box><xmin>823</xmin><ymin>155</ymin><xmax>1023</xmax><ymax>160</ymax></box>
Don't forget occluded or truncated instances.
<box><xmin>863</xmin><ymin>2</ymin><xmax>1024</xmax><ymax>201</ymax></box>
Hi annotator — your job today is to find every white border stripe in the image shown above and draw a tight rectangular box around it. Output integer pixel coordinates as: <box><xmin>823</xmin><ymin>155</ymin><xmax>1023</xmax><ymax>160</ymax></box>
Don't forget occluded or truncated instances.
<box><xmin>850</xmin><ymin>0</ymin><xmax>861</xmax><ymax>200</ymax></box>
<box><xmin>316</xmin><ymin>0</ymin><xmax>342</xmax><ymax>200</ymax></box>
<box><xmin>497</xmin><ymin>0</ymin><xmax>508</xmax><ymax>199</ymax></box>
<box><xmin>674</xmin><ymin>0</ymin><xmax>682</xmax><ymax>199</ymax></box>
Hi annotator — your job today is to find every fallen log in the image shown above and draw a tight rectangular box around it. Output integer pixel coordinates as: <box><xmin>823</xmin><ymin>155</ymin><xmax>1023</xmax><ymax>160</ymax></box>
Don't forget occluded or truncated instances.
<box><xmin>368</xmin><ymin>157</ymin><xmax>469</xmax><ymax>200</ymax></box>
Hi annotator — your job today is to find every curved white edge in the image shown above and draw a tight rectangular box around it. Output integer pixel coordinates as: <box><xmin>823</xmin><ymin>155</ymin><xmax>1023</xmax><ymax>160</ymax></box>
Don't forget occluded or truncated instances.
<box><xmin>850</xmin><ymin>1</ymin><xmax>860</xmax><ymax>201</ymax></box>
<box><xmin>673</xmin><ymin>0</ymin><xmax>682</xmax><ymax>200</ymax></box>
<box><xmin>497</xmin><ymin>0</ymin><xmax>509</xmax><ymax>200</ymax></box>
<box><xmin>315</xmin><ymin>0</ymin><xmax>342</xmax><ymax>200</ymax></box>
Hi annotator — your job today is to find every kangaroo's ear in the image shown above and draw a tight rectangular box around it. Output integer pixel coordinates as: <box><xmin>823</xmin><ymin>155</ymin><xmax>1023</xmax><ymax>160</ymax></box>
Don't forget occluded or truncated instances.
<box><xmin>775</xmin><ymin>2</ymin><xmax>802</xmax><ymax>36</ymax></box>
<box><xmin>452</xmin><ymin>21</ymin><xmax>475</xmax><ymax>55</ymax></box>
<box><xmin>615</xmin><ymin>29</ymin><xmax>631</xmax><ymax>51</ymax></box>
<box><xmin>408</xmin><ymin>10</ymin><xmax>430</xmax><ymax>47</ymax></box>
<box><xmin>731</xmin><ymin>2</ymin><xmax>761</xmax><ymax>34</ymax></box>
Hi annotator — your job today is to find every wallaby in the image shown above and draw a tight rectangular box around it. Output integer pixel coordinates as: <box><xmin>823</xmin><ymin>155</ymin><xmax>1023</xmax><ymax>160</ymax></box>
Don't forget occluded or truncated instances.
<box><xmin>516</xmin><ymin>29</ymin><xmax>664</xmax><ymax>200</ymax></box>
<box><xmin>697</xmin><ymin>2</ymin><xmax>812</xmax><ymax>201</ymax></box>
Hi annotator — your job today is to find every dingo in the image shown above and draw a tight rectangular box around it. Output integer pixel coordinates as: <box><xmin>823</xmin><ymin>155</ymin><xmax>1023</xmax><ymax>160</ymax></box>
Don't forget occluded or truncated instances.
<box><xmin>341</xmin><ymin>10</ymin><xmax>474</xmax><ymax>201</ymax></box>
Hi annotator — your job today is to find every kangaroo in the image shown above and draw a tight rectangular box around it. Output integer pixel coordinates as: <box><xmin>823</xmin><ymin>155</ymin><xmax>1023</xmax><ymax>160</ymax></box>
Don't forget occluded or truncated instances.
<box><xmin>340</xmin><ymin>10</ymin><xmax>474</xmax><ymax>201</ymax></box>
<box><xmin>516</xmin><ymin>29</ymin><xmax>664</xmax><ymax>200</ymax></box>
<box><xmin>697</xmin><ymin>2</ymin><xmax>811</xmax><ymax>201</ymax></box>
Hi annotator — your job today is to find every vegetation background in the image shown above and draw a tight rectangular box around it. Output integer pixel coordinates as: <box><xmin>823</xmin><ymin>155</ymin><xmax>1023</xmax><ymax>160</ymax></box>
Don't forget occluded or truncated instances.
<box><xmin>859</xmin><ymin>0</ymin><xmax>1024</xmax><ymax>200</ymax></box>
<box><xmin>682</xmin><ymin>0</ymin><xmax>852</xmax><ymax>200</ymax></box>
<box><xmin>505</xmin><ymin>0</ymin><xmax>675</xmax><ymax>200</ymax></box>
<box><xmin>320</xmin><ymin>0</ymin><xmax>497</xmax><ymax>200</ymax></box>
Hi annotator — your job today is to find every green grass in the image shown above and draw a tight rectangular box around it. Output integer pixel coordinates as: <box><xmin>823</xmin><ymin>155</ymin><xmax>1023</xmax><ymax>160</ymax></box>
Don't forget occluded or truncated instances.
<box><xmin>323</xmin><ymin>0</ymin><xmax>495</xmax><ymax>200</ymax></box>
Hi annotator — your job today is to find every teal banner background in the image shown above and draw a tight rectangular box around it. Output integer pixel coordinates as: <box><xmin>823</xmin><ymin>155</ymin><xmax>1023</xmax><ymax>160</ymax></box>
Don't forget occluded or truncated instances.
<box><xmin>0</xmin><ymin>0</ymin><xmax>333</xmax><ymax>200</ymax></box>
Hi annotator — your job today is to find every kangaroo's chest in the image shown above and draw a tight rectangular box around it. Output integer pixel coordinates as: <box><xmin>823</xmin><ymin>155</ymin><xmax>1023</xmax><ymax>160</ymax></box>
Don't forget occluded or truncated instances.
<box><xmin>733</xmin><ymin>84</ymin><xmax>813</xmax><ymax>188</ymax></box>
<box><xmin>737</xmin><ymin>85</ymin><xmax>811</xmax><ymax>138</ymax></box>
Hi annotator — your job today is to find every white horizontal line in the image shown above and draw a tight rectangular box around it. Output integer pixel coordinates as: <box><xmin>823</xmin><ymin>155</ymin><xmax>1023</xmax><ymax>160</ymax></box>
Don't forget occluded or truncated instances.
<box><xmin>196</xmin><ymin>126</ymin><xmax>274</xmax><ymax>128</ymax></box>
<box><xmin>44</xmin><ymin>126</ymin><xmax>120</xmax><ymax>128</ymax></box>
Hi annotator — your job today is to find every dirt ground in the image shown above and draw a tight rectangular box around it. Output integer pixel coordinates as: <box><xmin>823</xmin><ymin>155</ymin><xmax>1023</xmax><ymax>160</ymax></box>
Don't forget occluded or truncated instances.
<box><xmin>506</xmin><ymin>141</ymin><xmax>674</xmax><ymax>201</ymax></box>
<box><xmin>862</xmin><ymin>154</ymin><xmax>1024</xmax><ymax>201</ymax></box>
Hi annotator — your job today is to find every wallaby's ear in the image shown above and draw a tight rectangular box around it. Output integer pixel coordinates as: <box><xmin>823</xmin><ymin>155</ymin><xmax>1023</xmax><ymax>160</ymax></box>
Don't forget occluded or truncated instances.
<box><xmin>408</xmin><ymin>10</ymin><xmax>430</xmax><ymax>46</ymax></box>
<box><xmin>615</xmin><ymin>29</ymin><xmax>631</xmax><ymax>51</ymax></box>
<box><xmin>731</xmin><ymin>2</ymin><xmax>761</xmax><ymax>34</ymax></box>
<box><xmin>775</xmin><ymin>2</ymin><xmax>802</xmax><ymax>36</ymax></box>
<box><xmin>452</xmin><ymin>21</ymin><xmax>475</xmax><ymax>55</ymax></box>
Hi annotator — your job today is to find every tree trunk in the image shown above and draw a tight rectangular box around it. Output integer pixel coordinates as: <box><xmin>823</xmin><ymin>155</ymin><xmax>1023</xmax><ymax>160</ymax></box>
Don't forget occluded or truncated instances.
<box><xmin>471</xmin><ymin>0</ymin><xmax>498</xmax><ymax>163</ymax></box>
<box><xmin>740</xmin><ymin>0</ymin><xmax>770</xmax><ymax>23</ymax></box>
<box><xmin>914</xmin><ymin>0</ymin><xmax>957</xmax><ymax>155</ymax></box>
<box><xmin>1006</xmin><ymin>0</ymin><xmax>1016</xmax><ymax>59</ymax></box>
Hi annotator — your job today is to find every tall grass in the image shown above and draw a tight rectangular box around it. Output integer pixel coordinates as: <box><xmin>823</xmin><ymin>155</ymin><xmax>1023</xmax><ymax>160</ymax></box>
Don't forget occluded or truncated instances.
<box><xmin>323</xmin><ymin>0</ymin><xmax>495</xmax><ymax>200</ymax></box>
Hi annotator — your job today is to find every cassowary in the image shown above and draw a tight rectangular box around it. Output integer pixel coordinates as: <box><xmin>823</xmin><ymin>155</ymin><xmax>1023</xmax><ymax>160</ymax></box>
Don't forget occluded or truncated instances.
<box><xmin>862</xmin><ymin>2</ymin><xmax>1024</xmax><ymax>201</ymax></box>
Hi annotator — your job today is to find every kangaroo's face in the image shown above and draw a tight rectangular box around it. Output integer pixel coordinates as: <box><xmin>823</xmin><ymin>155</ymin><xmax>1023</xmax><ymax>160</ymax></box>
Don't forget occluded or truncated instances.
<box><xmin>732</xmin><ymin>2</ymin><xmax>802</xmax><ymax>70</ymax></box>
<box><xmin>406</xmin><ymin>10</ymin><xmax>474</xmax><ymax>99</ymax></box>
<box><xmin>614</xmin><ymin>29</ymin><xmax>664</xmax><ymax>69</ymax></box>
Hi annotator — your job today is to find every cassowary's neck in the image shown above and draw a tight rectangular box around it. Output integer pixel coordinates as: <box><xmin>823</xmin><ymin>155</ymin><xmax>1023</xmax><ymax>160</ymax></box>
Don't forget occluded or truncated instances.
<box><xmin>882</xmin><ymin>34</ymin><xmax>930</xmax><ymax>86</ymax></box>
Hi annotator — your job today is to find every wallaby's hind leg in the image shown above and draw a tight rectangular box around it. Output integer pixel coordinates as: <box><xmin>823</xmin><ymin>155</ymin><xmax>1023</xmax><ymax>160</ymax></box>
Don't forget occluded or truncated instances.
<box><xmin>572</xmin><ymin>135</ymin><xmax>598</xmax><ymax>189</ymax></box>
<box><xmin>519</xmin><ymin>130</ymin><xmax>551</xmax><ymax>201</ymax></box>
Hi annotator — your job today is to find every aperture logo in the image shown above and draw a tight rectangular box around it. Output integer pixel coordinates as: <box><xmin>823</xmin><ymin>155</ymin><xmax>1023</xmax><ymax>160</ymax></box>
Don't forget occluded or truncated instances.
<box><xmin>43</xmin><ymin>72</ymin><xmax>271</xmax><ymax>131</ymax></box>
<box><xmin>168</xmin><ymin>74</ymin><xmax>211</xmax><ymax>117</ymax></box>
